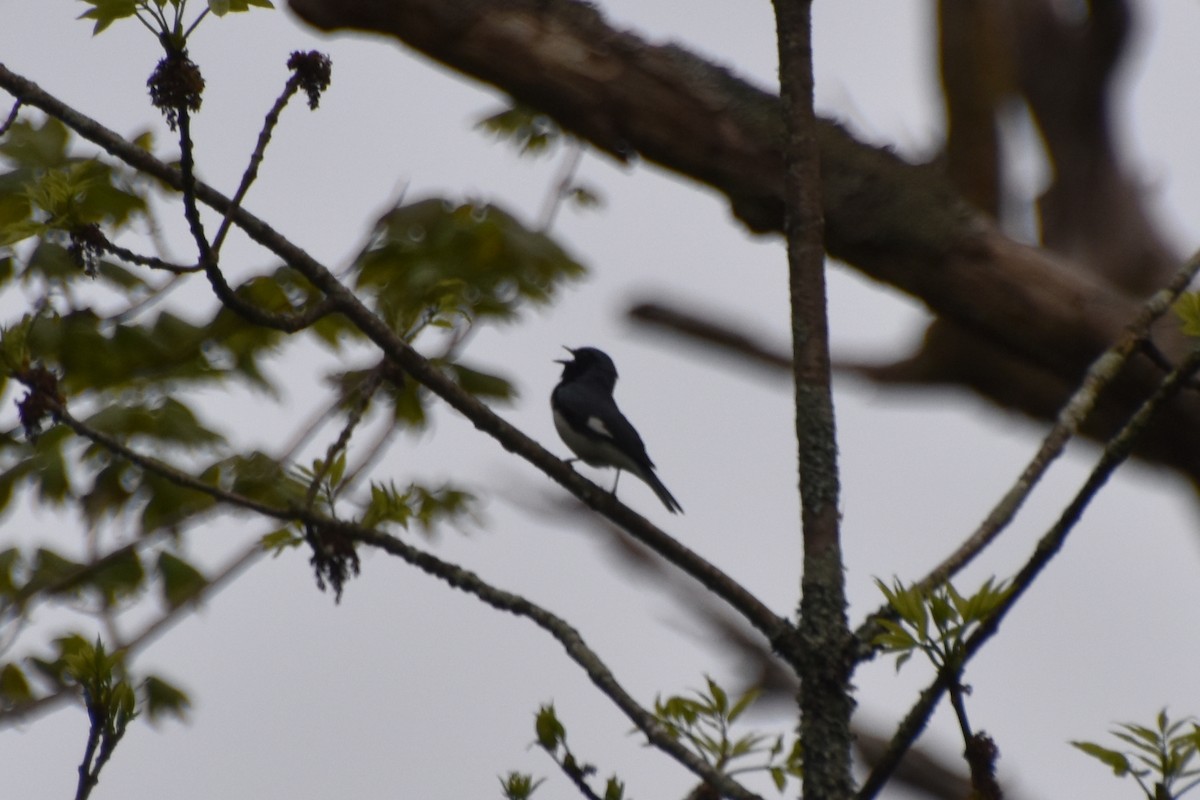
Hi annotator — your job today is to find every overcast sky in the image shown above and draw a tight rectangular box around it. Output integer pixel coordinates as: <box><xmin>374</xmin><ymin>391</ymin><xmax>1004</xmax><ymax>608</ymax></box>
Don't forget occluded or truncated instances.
<box><xmin>4</xmin><ymin>2</ymin><xmax>1200</xmax><ymax>799</ymax></box>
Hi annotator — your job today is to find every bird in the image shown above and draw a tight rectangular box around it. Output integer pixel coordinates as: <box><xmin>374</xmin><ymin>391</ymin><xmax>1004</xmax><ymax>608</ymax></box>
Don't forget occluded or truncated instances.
<box><xmin>551</xmin><ymin>346</ymin><xmax>683</xmax><ymax>513</ymax></box>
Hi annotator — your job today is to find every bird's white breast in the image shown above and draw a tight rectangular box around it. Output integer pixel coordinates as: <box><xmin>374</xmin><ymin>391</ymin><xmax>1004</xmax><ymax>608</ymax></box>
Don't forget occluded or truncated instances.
<box><xmin>553</xmin><ymin>409</ymin><xmax>642</xmax><ymax>473</ymax></box>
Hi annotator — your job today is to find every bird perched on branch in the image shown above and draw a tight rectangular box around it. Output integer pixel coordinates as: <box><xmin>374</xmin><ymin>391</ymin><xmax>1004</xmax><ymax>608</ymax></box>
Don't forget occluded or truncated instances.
<box><xmin>551</xmin><ymin>346</ymin><xmax>683</xmax><ymax>514</ymax></box>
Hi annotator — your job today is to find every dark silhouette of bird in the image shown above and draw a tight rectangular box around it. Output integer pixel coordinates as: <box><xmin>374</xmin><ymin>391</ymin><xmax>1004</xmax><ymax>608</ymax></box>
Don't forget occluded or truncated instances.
<box><xmin>551</xmin><ymin>346</ymin><xmax>682</xmax><ymax>513</ymax></box>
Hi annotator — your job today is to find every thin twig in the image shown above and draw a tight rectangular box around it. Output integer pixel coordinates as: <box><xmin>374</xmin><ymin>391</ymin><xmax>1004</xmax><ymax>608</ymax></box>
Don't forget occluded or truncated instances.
<box><xmin>74</xmin><ymin>702</ymin><xmax>103</xmax><ymax>800</ymax></box>
<box><xmin>346</xmin><ymin>521</ymin><xmax>764</xmax><ymax>800</ymax></box>
<box><xmin>99</xmin><ymin>235</ymin><xmax>200</xmax><ymax>274</ymax></box>
<box><xmin>853</xmin><ymin>248</ymin><xmax>1200</xmax><ymax>659</ymax></box>
<box><xmin>303</xmin><ymin>366</ymin><xmax>384</xmax><ymax>508</ymax></box>
<box><xmin>0</xmin><ymin>98</ymin><xmax>21</xmax><ymax>135</ymax></box>
<box><xmin>337</xmin><ymin>418</ymin><xmax>398</xmax><ymax>494</ymax></box>
<box><xmin>35</xmin><ymin>398</ymin><xmax>764</xmax><ymax>800</ymax></box>
<box><xmin>550</xmin><ymin>752</ymin><xmax>605</xmax><ymax>800</ymax></box>
<box><xmin>109</xmin><ymin>273</ymin><xmax>186</xmax><ymax>325</ymax></box>
<box><xmin>962</xmin><ymin>342</ymin><xmax>1200</xmax><ymax>661</ymax></box>
<box><xmin>210</xmin><ymin>73</ymin><xmax>304</xmax><ymax>258</ymax></box>
<box><xmin>537</xmin><ymin>139</ymin><xmax>584</xmax><ymax>231</ymax></box>
<box><xmin>856</xmin><ymin>342</ymin><xmax>1200</xmax><ymax>800</ymax></box>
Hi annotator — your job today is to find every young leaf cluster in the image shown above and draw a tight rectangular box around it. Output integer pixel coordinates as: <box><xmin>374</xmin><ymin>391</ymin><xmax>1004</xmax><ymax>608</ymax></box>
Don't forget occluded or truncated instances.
<box><xmin>0</xmin><ymin>547</ymin><xmax>205</xmax><ymax>707</ymax></box>
<box><xmin>873</xmin><ymin>577</ymin><xmax>1011</xmax><ymax>672</ymax></box>
<box><xmin>57</xmin><ymin>636</ymin><xmax>189</xmax><ymax>799</ymax></box>
<box><xmin>499</xmin><ymin>771</ymin><xmax>546</xmax><ymax>800</ymax></box>
<box><xmin>359</xmin><ymin>480</ymin><xmax>474</xmax><ymax>536</ymax></box>
<box><xmin>653</xmin><ymin>676</ymin><xmax>802</xmax><ymax>793</ymax></box>
<box><xmin>77</xmin><ymin>0</ymin><xmax>273</xmax><ymax>39</ymax></box>
<box><xmin>522</xmin><ymin>703</ymin><xmax>628</xmax><ymax>800</ymax></box>
<box><xmin>1073</xmin><ymin>709</ymin><xmax>1200</xmax><ymax>800</ymax></box>
<box><xmin>477</xmin><ymin>105</ymin><xmax>563</xmax><ymax>157</ymax></box>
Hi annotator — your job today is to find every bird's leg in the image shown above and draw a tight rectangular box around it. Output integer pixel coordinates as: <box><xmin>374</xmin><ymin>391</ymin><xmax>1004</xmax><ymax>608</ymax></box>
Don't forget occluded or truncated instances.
<box><xmin>610</xmin><ymin>469</ymin><xmax>622</xmax><ymax>495</ymax></box>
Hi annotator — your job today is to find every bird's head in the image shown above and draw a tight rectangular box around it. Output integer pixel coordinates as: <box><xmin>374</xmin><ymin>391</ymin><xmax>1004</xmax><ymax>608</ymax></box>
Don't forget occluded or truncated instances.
<box><xmin>555</xmin><ymin>346</ymin><xmax>619</xmax><ymax>388</ymax></box>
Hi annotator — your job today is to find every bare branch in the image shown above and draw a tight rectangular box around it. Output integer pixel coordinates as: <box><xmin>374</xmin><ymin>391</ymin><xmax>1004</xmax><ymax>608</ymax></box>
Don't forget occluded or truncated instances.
<box><xmin>852</xmin><ymin>247</ymin><xmax>1200</xmax><ymax>659</ymax></box>
<box><xmin>857</xmin><ymin>337</ymin><xmax>1200</xmax><ymax>799</ymax></box>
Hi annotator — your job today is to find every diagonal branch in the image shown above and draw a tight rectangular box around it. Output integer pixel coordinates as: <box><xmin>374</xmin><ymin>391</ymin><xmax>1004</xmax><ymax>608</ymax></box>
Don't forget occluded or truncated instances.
<box><xmin>35</xmin><ymin>397</ymin><xmax>766</xmax><ymax>800</ymax></box>
<box><xmin>856</xmin><ymin>339</ymin><xmax>1200</xmax><ymax>799</ymax></box>
<box><xmin>852</xmin><ymin>247</ymin><xmax>1200</xmax><ymax>658</ymax></box>
<box><xmin>0</xmin><ymin>63</ymin><xmax>794</xmax><ymax>656</ymax></box>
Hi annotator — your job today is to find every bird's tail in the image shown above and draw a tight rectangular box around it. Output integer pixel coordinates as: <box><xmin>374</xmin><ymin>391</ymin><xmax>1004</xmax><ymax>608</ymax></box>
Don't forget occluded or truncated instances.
<box><xmin>636</xmin><ymin>467</ymin><xmax>683</xmax><ymax>514</ymax></box>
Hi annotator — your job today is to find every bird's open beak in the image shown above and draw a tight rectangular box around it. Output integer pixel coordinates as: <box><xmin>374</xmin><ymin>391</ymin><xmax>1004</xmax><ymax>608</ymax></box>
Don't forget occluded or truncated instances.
<box><xmin>553</xmin><ymin>345</ymin><xmax>576</xmax><ymax>365</ymax></box>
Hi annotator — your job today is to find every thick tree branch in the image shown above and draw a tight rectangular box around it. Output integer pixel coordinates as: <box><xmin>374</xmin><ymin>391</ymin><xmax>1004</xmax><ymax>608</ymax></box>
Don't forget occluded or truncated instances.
<box><xmin>773</xmin><ymin>0</ymin><xmax>852</xmax><ymax>796</ymax></box>
<box><xmin>282</xmin><ymin>0</ymin><xmax>1200</xmax><ymax>487</ymax></box>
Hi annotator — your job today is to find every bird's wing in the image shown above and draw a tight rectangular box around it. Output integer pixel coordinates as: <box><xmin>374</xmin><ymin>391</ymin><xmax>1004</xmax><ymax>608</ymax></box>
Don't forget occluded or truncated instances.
<box><xmin>553</xmin><ymin>383</ymin><xmax>656</xmax><ymax>470</ymax></box>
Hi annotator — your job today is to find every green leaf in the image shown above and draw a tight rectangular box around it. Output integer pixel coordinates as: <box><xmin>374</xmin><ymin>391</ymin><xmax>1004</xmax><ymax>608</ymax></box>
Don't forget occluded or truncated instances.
<box><xmin>89</xmin><ymin>547</ymin><xmax>145</xmax><ymax>602</ymax></box>
<box><xmin>1175</xmin><ymin>292</ymin><xmax>1200</xmax><ymax>338</ymax></box>
<box><xmin>76</xmin><ymin>0</ymin><xmax>141</xmax><ymax>35</ymax></box>
<box><xmin>327</xmin><ymin>451</ymin><xmax>347</xmax><ymax>489</ymax></box>
<box><xmin>727</xmin><ymin>687</ymin><xmax>760</xmax><ymax>723</ymax></box>
<box><xmin>706</xmin><ymin>676</ymin><xmax>728</xmax><ymax>715</ymax></box>
<box><xmin>498</xmin><ymin>772</ymin><xmax>544</xmax><ymax>800</ymax></box>
<box><xmin>156</xmin><ymin>552</ymin><xmax>208</xmax><ymax>609</ymax></box>
<box><xmin>0</xmin><ymin>548</ymin><xmax>21</xmax><ymax>598</ymax></box>
<box><xmin>260</xmin><ymin>527</ymin><xmax>305</xmax><ymax>555</ymax></box>
<box><xmin>359</xmin><ymin>481</ymin><xmax>474</xmax><ymax>536</ymax></box>
<box><xmin>142</xmin><ymin>674</ymin><xmax>191</xmax><ymax>722</ymax></box>
<box><xmin>140</xmin><ymin>471</ymin><xmax>218</xmax><ymax>534</ymax></box>
<box><xmin>0</xmin><ymin>117</ymin><xmax>70</xmax><ymax>169</ymax></box>
<box><xmin>94</xmin><ymin>259</ymin><xmax>148</xmax><ymax>291</ymax></box>
<box><xmin>224</xmin><ymin>451</ymin><xmax>305</xmax><ymax>507</ymax></box>
<box><xmin>29</xmin><ymin>633</ymin><xmax>91</xmax><ymax>686</ymax></box>
<box><xmin>534</xmin><ymin>704</ymin><xmax>565</xmax><ymax>752</ymax></box>
<box><xmin>0</xmin><ymin>663</ymin><xmax>33</xmax><ymax>704</ymax></box>
<box><xmin>602</xmin><ymin>777</ymin><xmax>625</xmax><ymax>800</ymax></box>
<box><xmin>86</xmin><ymin>398</ymin><xmax>224</xmax><ymax>450</ymax></box>
<box><xmin>214</xmin><ymin>0</ymin><xmax>275</xmax><ymax>12</ymax></box>
<box><xmin>445</xmin><ymin>362</ymin><xmax>516</xmax><ymax>402</ymax></box>
<box><xmin>112</xmin><ymin>680</ymin><xmax>137</xmax><ymax>720</ymax></box>
<box><xmin>25</xmin><ymin>548</ymin><xmax>84</xmax><ymax>596</ymax></box>
<box><xmin>1072</xmin><ymin>741</ymin><xmax>1134</xmax><ymax>776</ymax></box>
<box><xmin>476</xmin><ymin>105</ymin><xmax>562</xmax><ymax>156</ymax></box>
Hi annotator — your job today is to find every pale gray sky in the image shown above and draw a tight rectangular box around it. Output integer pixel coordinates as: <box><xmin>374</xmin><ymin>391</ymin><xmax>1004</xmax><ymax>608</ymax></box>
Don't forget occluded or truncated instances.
<box><xmin>3</xmin><ymin>2</ymin><xmax>1200</xmax><ymax>799</ymax></box>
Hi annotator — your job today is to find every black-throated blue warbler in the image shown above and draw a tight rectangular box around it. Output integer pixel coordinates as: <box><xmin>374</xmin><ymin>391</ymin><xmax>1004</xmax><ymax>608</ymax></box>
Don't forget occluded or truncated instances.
<box><xmin>551</xmin><ymin>346</ymin><xmax>682</xmax><ymax>513</ymax></box>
